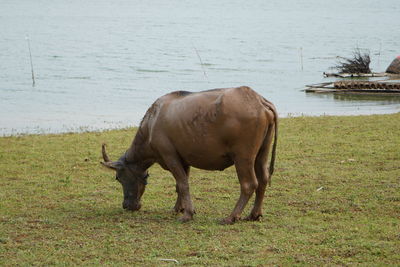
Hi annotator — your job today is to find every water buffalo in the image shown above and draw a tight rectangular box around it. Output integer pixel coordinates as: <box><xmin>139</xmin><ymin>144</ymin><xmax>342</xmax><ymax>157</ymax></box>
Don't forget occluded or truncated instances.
<box><xmin>101</xmin><ymin>86</ymin><xmax>278</xmax><ymax>224</ymax></box>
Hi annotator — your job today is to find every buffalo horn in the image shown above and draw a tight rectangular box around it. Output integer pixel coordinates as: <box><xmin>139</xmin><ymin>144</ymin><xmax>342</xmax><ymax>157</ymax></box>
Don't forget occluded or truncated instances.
<box><xmin>102</xmin><ymin>143</ymin><xmax>111</xmax><ymax>162</ymax></box>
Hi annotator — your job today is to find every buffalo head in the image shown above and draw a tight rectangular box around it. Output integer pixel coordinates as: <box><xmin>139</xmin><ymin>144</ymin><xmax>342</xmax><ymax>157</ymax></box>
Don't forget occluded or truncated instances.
<box><xmin>101</xmin><ymin>144</ymin><xmax>148</xmax><ymax>211</ymax></box>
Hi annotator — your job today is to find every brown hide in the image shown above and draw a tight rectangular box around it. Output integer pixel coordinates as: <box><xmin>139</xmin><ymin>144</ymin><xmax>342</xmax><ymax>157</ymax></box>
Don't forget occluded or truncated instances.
<box><xmin>104</xmin><ymin>86</ymin><xmax>278</xmax><ymax>224</ymax></box>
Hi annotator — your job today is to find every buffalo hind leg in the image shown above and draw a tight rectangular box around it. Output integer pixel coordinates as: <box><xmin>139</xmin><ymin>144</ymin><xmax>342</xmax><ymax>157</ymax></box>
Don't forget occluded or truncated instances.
<box><xmin>245</xmin><ymin>162</ymin><xmax>269</xmax><ymax>221</ymax></box>
<box><xmin>221</xmin><ymin>158</ymin><xmax>258</xmax><ymax>225</ymax></box>
<box><xmin>246</xmin><ymin>126</ymin><xmax>274</xmax><ymax>221</ymax></box>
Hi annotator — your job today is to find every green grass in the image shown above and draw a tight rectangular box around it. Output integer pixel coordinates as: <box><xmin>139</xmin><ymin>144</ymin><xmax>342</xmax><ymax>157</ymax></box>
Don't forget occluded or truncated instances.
<box><xmin>1</xmin><ymin>114</ymin><xmax>399</xmax><ymax>266</ymax></box>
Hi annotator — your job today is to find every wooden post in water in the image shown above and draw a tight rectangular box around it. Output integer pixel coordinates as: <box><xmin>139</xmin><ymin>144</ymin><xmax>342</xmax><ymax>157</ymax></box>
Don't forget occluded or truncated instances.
<box><xmin>377</xmin><ymin>41</ymin><xmax>382</xmax><ymax>69</ymax></box>
<box><xmin>192</xmin><ymin>43</ymin><xmax>209</xmax><ymax>82</ymax></box>
<box><xmin>299</xmin><ymin>47</ymin><xmax>304</xmax><ymax>71</ymax></box>
<box><xmin>25</xmin><ymin>36</ymin><xmax>35</xmax><ymax>87</ymax></box>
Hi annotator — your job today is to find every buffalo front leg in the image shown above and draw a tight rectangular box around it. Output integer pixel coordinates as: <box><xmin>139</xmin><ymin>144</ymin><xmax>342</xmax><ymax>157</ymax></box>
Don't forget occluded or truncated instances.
<box><xmin>163</xmin><ymin>157</ymin><xmax>195</xmax><ymax>222</ymax></box>
<box><xmin>173</xmin><ymin>170</ymin><xmax>195</xmax><ymax>222</ymax></box>
<box><xmin>173</xmin><ymin>184</ymin><xmax>184</xmax><ymax>213</ymax></box>
<box><xmin>173</xmin><ymin>166</ymin><xmax>190</xmax><ymax>213</ymax></box>
<box><xmin>222</xmin><ymin>158</ymin><xmax>258</xmax><ymax>225</ymax></box>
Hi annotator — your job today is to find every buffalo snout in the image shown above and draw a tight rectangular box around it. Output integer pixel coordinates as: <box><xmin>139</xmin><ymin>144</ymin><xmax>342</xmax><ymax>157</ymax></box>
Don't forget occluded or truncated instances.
<box><xmin>122</xmin><ymin>199</ymin><xmax>141</xmax><ymax>211</ymax></box>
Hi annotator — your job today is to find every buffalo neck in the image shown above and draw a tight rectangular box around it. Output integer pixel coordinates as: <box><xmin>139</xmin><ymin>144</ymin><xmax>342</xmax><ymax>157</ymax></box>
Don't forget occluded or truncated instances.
<box><xmin>125</xmin><ymin>125</ymin><xmax>155</xmax><ymax>171</ymax></box>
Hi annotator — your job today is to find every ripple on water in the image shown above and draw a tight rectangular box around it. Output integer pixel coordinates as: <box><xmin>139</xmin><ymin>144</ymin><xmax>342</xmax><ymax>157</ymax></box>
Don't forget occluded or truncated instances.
<box><xmin>134</xmin><ymin>68</ymin><xmax>170</xmax><ymax>73</ymax></box>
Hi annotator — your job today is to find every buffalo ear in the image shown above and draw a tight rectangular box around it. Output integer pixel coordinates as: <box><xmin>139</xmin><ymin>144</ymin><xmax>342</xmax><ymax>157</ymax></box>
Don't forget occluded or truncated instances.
<box><xmin>100</xmin><ymin>161</ymin><xmax>124</xmax><ymax>171</ymax></box>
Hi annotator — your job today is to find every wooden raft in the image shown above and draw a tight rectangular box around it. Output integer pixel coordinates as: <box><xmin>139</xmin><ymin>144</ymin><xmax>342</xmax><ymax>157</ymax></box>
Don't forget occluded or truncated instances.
<box><xmin>334</xmin><ymin>81</ymin><xmax>400</xmax><ymax>90</ymax></box>
<box><xmin>304</xmin><ymin>80</ymin><xmax>400</xmax><ymax>94</ymax></box>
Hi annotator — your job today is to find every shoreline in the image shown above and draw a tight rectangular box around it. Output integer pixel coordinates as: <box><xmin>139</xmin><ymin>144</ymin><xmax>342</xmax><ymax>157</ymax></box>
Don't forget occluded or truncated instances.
<box><xmin>2</xmin><ymin>111</ymin><xmax>399</xmax><ymax>137</ymax></box>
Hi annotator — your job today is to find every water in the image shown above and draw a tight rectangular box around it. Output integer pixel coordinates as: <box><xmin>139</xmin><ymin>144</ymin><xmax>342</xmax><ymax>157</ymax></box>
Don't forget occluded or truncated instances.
<box><xmin>1</xmin><ymin>0</ymin><xmax>399</xmax><ymax>135</ymax></box>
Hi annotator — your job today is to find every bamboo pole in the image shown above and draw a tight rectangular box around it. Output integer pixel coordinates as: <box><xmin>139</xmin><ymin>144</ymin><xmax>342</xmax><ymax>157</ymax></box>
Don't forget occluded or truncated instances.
<box><xmin>25</xmin><ymin>36</ymin><xmax>35</xmax><ymax>87</ymax></box>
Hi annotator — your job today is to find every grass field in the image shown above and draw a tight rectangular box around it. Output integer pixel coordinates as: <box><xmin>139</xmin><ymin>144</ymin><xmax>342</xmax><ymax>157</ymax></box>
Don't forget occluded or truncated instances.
<box><xmin>0</xmin><ymin>113</ymin><xmax>399</xmax><ymax>266</ymax></box>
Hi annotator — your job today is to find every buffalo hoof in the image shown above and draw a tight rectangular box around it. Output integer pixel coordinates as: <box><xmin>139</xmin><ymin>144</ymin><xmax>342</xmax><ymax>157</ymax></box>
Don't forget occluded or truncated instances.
<box><xmin>173</xmin><ymin>207</ymin><xmax>196</xmax><ymax>215</ymax></box>
<box><xmin>244</xmin><ymin>214</ymin><xmax>262</xmax><ymax>221</ymax></box>
<box><xmin>173</xmin><ymin>206</ymin><xmax>184</xmax><ymax>213</ymax></box>
<box><xmin>220</xmin><ymin>216</ymin><xmax>239</xmax><ymax>225</ymax></box>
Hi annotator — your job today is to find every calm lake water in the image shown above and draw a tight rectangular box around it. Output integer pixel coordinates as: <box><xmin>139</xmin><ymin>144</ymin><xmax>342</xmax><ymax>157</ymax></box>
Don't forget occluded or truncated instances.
<box><xmin>1</xmin><ymin>0</ymin><xmax>399</xmax><ymax>135</ymax></box>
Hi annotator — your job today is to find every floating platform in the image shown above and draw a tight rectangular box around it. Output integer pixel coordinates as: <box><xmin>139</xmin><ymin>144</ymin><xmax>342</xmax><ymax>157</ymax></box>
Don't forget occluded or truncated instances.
<box><xmin>323</xmin><ymin>72</ymin><xmax>390</xmax><ymax>78</ymax></box>
<box><xmin>305</xmin><ymin>80</ymin><xmax>400</xmax><ymax>95</ymax></box>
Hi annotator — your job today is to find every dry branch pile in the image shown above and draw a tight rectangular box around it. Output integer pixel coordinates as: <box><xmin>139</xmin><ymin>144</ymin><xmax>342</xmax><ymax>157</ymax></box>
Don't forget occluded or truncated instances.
<box><xmin>334</xmin><ymin>49</ymin><xmax>371</xmax><ymax>74</ymax></box>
